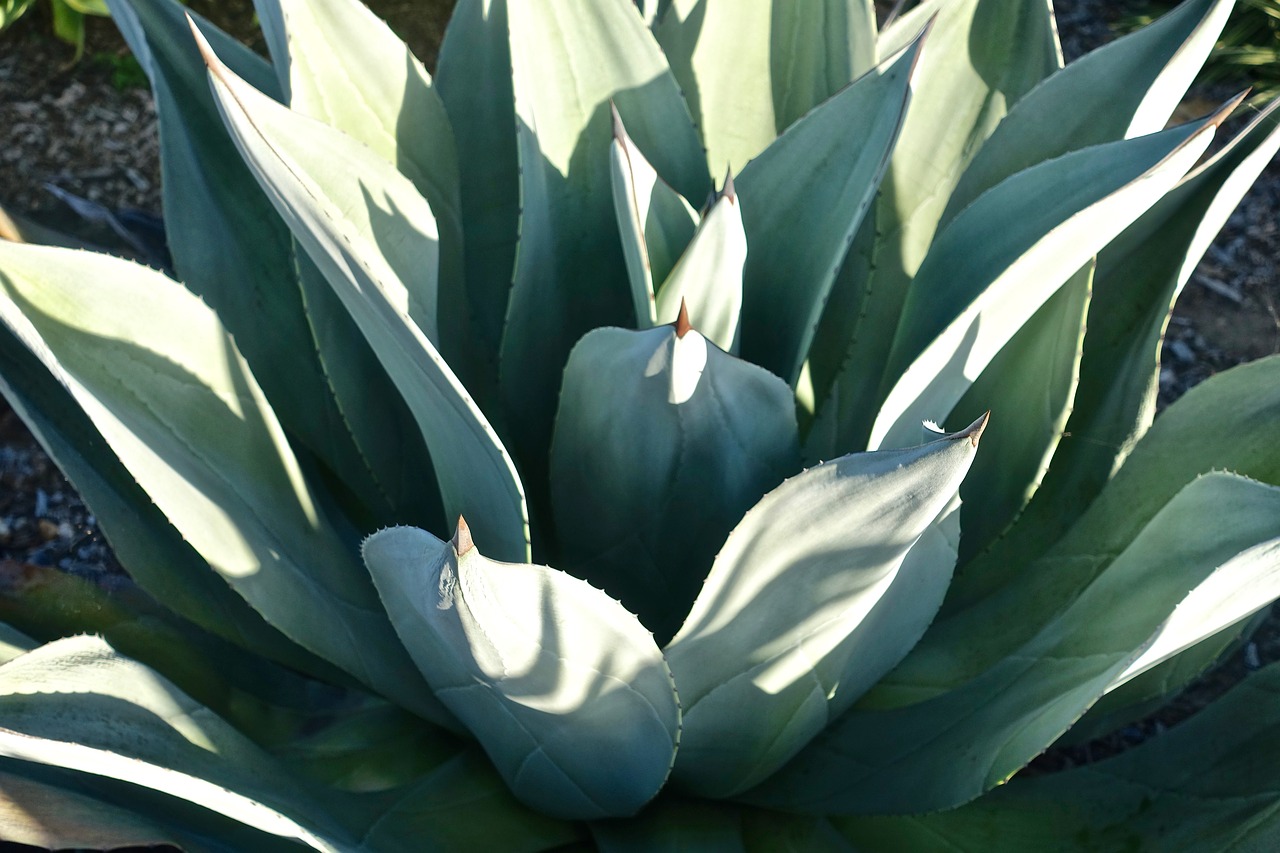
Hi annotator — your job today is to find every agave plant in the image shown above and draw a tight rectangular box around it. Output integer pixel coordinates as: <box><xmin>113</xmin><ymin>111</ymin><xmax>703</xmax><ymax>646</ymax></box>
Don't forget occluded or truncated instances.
<box><xmin>1</xmin><ymin>0</ymin><xmax>1279</xmax><ymax>848</ymax></box>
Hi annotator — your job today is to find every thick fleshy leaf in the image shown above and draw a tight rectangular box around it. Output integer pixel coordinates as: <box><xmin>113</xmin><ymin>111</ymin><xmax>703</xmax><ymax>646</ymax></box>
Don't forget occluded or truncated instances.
<box><xmin>869</xmin><ymin>108</ymin><xmax>1223</xmax><ymax>450</ymax></box>
<box><xmin>592</xmin><ymin>798</ymin><xmax>747</xmax><ymax>851</ymax></box>
<box><xmin>817</xmin><ymin>0</ymin><xmax>1059</xmax><ymax>450</ymax></box>
<box><xmin>434</xmin><ymin>0</ymin><xmax>519</xmax><ymax>377</ymax></box>
<box><xmin>736</xmin><ymin>36</ymin><xmax>917</xmax><ymax>386</ymax></box>
<box><xmin>500</xmin><ymin>0</ymin><xmax>709</xmax><ymax>502</ymax></box>
<box><xmin>0</xmin><ymin>763</ymin><xmax>186</xmax><ymax>851</ymax></box>
<box><xmin>654</xmin><ymin>183</ymin><xmax>748</xmax><ymax>352</ymax></box>
<box><xmin>199</xmin><ymin>28</ymin><xmax>530</xmax><ymax>563</ymax></box>
<box><xmin>351</xmin><ymin>749</ymin><xmax>580</xmax><ymax>853</ymax></box>
<box><xmin>261</xmin><ymin>0</ymin><xmax>483</xmax><ymax>403</ymax></box>
<box><xmin>836</xmin><ymin>660</ymin><xmax>1280</xmax><ymax>851</ymax></box>
<box><xmin>664</xmin><ymin>415</ymin><xmax>985</xmax><ymax>798</ymax></box>
<box><xmin>363</xmin><ymin>524</ymin><xmax>681</xmax><ymax>821</ymax></box>
<box><xmin>950</xmin><ymin>261</ymin><xmax>1092</xmax><ymax>563</ymax></box>
<box><xmin>550</xmin><ymin>322</ymin><xmax>799</xmax><ymax>643</ymax></box>
<box><xmin>107</xmin><ymin>0</ymin><xmax>377</xmax><ymax>507</ymax></box>
<box><xmin>871</xmin><ymin>355</ymin><xmax>1280</xmax><ymax>706</ymax></box>
<box><xmin>941</xmin><ymin>0</ymin><xmax>1235</xmax><ymax>227</ymax></box>
<box><xmin>0</xmin><ymin>623</ymin><xmax>35</xmax><ymax>664</ymax></box>
<box><xmin>654</xmin><ymin>0</ymin><xmax>879</xmax><ymax>176</ymax></box>
<box><xmin>747</xmin><ymin>472</ymin><xmax>1280</xmax><ymax>814</ymax></box>
<box><xmin>945</xmin><ymin>98</ymin><xmax>1280</xmax><ymax>611</ymax></box>
<box><xmin>0</xmin><ymin>319</ymin><xmax>327</xmax><ymax>677</ymax></box>
<box><xmin>0</xmin><ymin>636</ymin><xmax>353</xmax><ymax>851</ymax></box>
<box><xmin>610</xmin><ymin>106</ymin><xmax>699</xmax><ymax>327</ymax></box>
<box><xmin>0</xmin><ymin>243</ymin><xmax>447</xmax><ymax>725</ymax></box>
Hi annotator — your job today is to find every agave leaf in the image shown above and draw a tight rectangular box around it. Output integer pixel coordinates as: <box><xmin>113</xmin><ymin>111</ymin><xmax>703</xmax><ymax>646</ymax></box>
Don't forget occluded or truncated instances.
<box><xmin>106</xmin><ymin>0</ymin><xmax>384</xmax><ymax>507</ymax></box>
<box><xmin>0</xmin><ymin>763</ymin><xmax>187</xmax><ymax>851</ymax></box>
<box><xmin>0</xmin><ymin>560</ymin><xmax>338</xmax><ymax>749</ymax></box>
<box><xmin>500</xmin><ymin>0</ymin><xmax>709</xmax><ymax>504</ymax></box>
<box><xmin>363</xmin><ymin>524</ymin><xmax>681</xmax><ymax>821</ymax></box>
<box><xmin>654</xmin><ymin>182</ymin><xmax>747</xmax><ymax>352</ymax></box>
<box><xmin>818</xmin><ymin>0</ymin><xmax>1059</xmax><ymax>449</ymax></box>
<box><xmin>0</xmin><ymin>636</ymin><xmax>353</xmax><ymax>851</ymax></box>
<box><xmin>198</xmin><ymin>27</ymin><xmax>530</xmax><ymax>562</ymax></box>
<box><xmin>610</xmin><ymin>106</ymin><xmax>700</xmax><ymax>327</ymax></box>
<box><xmin>260</xmin><ymin>0</ymin><xmax>481</xmax><ymax>403</ymax></box>
<box><xmin>434</xmin><ymin>0</ymin><xmax>519</xmax><ymax>375</ymax></box>
<box><xmin>550</xmin><ymin>322</ymin><xmax>800</xmax><ymax>643</ymax></box>
<box><xmin>592</xmin><ymin>798</ymin><xmax>746</xmax><ymax>851</ymax></box>
<box><xmin>654</xmin><ymin>0</ymin><xmax>879</xmax><ymax>176</ymax></box>
<box><xmin>835</xmin><ymin>660</ymin><xmax>1280</xmax><ymax>851</ymax></box>
<box><xmin>0</xmin><ymin>623</ymin><xmax>35</xmax><ymax>664</ymax></box>
<box><xmin>876</xmin><ymin>355</ymin><xmax>1280</xmax><ymax>709</ymax></box>
<box><xmin>664</xmin><ymin>415</ymin><xmax>985</xmax><ymax>798</ymax></box>
<box><xmin>352</xmin><ymin>749</ymin><xmax>580</xmax><ymax>852</ymax></box>
<box><xmin>869</xmin><ymin>107</ymin><xmax>1224</xmax><ymax>451</ymax></box>
<box><xmin>940</xmin><ymin>0</ymin><xmax>1236</xmax><ymax>227</ymax></box>
<box><xmin>950</xmin><ymin>261</ymin><xmax>1093</xmax><ymax>563</ymax></box>
<box><xmin>0</xmin><ymin>243</ymin><xmax>449</xmax><ymax>725</ymax></box>
<box><xmin>736</xmin><ymin>35</ymin><xmax>919</xmax><ymax>387</ymax></box>
<box><xmin>0</xmin><ymin>321</ymin><xmax>331</xmax><ymax>677</ymax></box>
<box><xmin>947</xmin><ymin>98</ymin><xmax>1280</xmax><ymax>610</ymax></box>
<box><xmin>748</xmin><ymin>472</ymin><xmax>1280</xmax><ymax>814</ymax></box>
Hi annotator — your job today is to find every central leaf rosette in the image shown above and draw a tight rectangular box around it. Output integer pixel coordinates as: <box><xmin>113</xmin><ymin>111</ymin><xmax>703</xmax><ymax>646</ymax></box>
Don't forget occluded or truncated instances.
<box><xmin>365</xmin><ymin>311</ymin><xmax>986</xmax><ymax>818</ymax></box>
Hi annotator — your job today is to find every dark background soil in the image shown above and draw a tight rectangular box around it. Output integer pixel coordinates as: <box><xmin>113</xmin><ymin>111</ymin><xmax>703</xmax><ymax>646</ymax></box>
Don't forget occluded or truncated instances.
<box><xmin>0</xmin><ymin>0</ymin><xmax>1277</xmax><ymax>776</ymax></box>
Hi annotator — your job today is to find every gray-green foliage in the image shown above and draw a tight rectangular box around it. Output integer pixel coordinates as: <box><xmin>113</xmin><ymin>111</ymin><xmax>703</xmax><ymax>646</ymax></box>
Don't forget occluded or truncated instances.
<box><xmin>0</xmin><ymin>0</ymin><xmax>1277</xmax><ymax>848</ymax></box>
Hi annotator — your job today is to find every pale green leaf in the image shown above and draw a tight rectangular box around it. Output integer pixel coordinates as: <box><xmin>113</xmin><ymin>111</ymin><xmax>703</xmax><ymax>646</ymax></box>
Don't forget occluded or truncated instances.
<box><xmin>610</xmin><ymin>105</ymin><xmax>699</xmax><ymax>328</ymax></box>
<box><xmin>0</xmin><ymin>636</ymin><xmax>352</xmax><ymax>851</ymax></box>
<box><xmin>950</xmin><ymin>261</ymin><xmax>1092</xmax><ymax>563</ymax></box>
<box><xmin>363</xmin><ymin>524</ymin><xmax>681</xmax><ymax>821</ymax></box>
<box><xmin>736</xmin><ymin>35</ymin><xmax>918</xmax><ymax>386</ymax></box>
<box><xmin>869</xmin><ymin>110</ymin><xmax>1221</xmax><ymax>451</ymax></box>
<box><xmin>500</xmin><ymin>0</ymin><xmax>709</xmax><ymax>503</ymax></box>
<box><xmin>836</xmin><ymin>660</ymin><xmax>1280</xmax><ymax>851</ymax></box>
<box><xmin>654</xmin><ymin>182</ymin><xmax>747</xmax><ymax>352</ymax></box>
<box><xmin>823</xmin><ymin>0</ymin><xmax>1059</xmax><ymax>450</ymax></box>
<box><xmin>665</xmin><ymin>416</ymin><xmax>985</xmax><ymax>798</ymax></box>
<box><xmin>107</xmin><ymin>0</ymin><xmax>379</xmax><ymax>507</ymax></box>
<box><xmin>550</xmin><ymin>324</ymin><xmax>799</xmax><ymax>643</ymax></box>
<box><xmin>0</xmin><ymin>243</ymin><xmax>447</xmax><ymax>725</ymax></box>
<box><xmin>0</xmin><ymin>321</ymin><xmax>327</xmax><ymax>677</ymax></box>
<box><xmin>655</xmin><ymin>0</ymin><xmax>880</xmax><ymax>176</ymax></box>
<box><xmin>434</xmin><ymin>0</ymin><xmax>519</xmax><ymax>375</ymax></box>
<box><xmin>940</xmin><ymin>0</ymin><xmax>1236</xmax><ymax>227</ymax></box>
<box><xmin>747</xmin><ymin>472</ymin><xmax>1280</xmax><ymax>814</ymax></box>
<box><xmin>199</xmin><ymin>28</ymin><xmax>530</xmax><ymax>563</ymax></box>
<box><xmin>945</xmin><ymin>98</ymin><xmax>1280</xmax><ymax>611</ymax></box>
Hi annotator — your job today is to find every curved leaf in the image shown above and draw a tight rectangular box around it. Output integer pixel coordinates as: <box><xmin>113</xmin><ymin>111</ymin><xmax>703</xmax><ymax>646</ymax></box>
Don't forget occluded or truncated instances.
<box><xmin>500</xmin><ymin>0</ymin><xmax>709</xmax><ymax>502</ymax></box>
<box><xmin>940</xmin><ymin>0</ymin><xmax>1235</xmax><ymax>227</ymax></box>
<box><xmin>654</xmin><ymin>182</ymin><xmax>747</xmax><ymax>352</ymax></box>
<box><xmin>736</xmin><ymin>34</ymin><xmax>918</xmax><ymax>386</ymax></box>
<box><xmin>665</xmin><ymin>415</ymin><xmax>985</xmax><ymax>798</ymax></box>
<box><xmin>945</xmin><ymin>97</ymin><xmax>1280</xmax><ymax>611</ymax></box>
<box><xmin>950</xmin><ymin>261</ymin><xmax>1092</xmax><ymax>563</ymax></box>
<box><xmin>836</xmin><ymin>660</ymin><xmax>1280</xmax><ymax>851</ymax></box>
<box><xmin>610</xmin><ymin>106</ymin><xmax>699</xmax><ymax>328</ymax></box>
<box><xmin>816</xmin><ymin>0</ymin><xmax>1060</xmax><ymax>450</ymax></box>
<box><xmin>654</xmin><ymin>0</ymin><xmax>880</xmax><ymax>176</ymax></box>
<box><xmin>198</xmin><ymin>27</ymin><xmax>530</xmax><ymax>562</ymax></box>
<box><xmin>0</xmin><ymin>243</ymin><xmax>448</xmax><ymax>725</ymax></box>
<box><xmin>0</xmin><ymin>636</ymin><xmax>352</xmax><ymax>851</ymax></box>
<box><xmin>869</xmin><ymin>107</ymin><xmax>1223</xmax><ymax>450</ymax></box>
<box><xmin>748</xmin><ymin>472</ymin><xmax>1280</xmax><ymax>814</ymax></box>
<box><xmin>550</xmin><ymin>322</ymin><xmax>799</xmax><ymax>643</ymax></box>
<box><xmin>363</xmin><ymin>524</ymin><xmax>681</xmax><ymax>821</ymax></box>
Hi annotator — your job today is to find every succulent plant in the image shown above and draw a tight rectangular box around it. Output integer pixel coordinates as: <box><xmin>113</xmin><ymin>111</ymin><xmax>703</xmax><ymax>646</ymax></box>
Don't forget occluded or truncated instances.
<box><xmin>1</xmin><ymin>0</ymin><xmax>1279</xmax><ymax>848</ymax></box>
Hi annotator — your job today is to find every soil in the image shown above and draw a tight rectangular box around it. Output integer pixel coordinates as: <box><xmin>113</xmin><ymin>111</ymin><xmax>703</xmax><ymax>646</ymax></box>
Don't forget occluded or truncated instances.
<box><xmin>0</xmin><ymin>0</ymin><xmax>1277</xmax><ymax>779</ymax></box>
